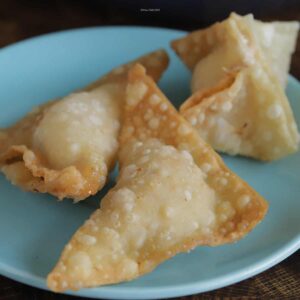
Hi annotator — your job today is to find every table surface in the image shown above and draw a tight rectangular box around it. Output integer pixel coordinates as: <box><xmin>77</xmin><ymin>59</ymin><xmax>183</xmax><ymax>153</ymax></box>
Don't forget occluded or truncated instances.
<box><xmin>0</xmin><ymin>0</ymin><xmax>299</xmax><ymax>299</ymax></box>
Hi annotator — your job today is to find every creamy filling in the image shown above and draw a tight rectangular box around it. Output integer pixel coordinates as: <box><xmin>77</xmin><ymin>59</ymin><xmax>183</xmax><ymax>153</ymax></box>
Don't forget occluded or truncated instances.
<box><xmin>33</xmin><ymin>84</ymin><xmax>120</xmax><ymax>169</ymax></box>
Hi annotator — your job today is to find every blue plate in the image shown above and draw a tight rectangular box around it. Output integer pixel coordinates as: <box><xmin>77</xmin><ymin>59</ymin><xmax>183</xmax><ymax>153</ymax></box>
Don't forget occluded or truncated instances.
<box><xmin>0</xmin><ymin>27</ymin><xmax>299</xmax><ymax>299</ymax></box>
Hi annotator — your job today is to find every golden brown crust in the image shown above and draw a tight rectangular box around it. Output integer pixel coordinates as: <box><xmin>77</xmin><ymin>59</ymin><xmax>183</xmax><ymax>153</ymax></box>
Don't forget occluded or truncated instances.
<box><xmin>172</xmin><ymin>13</ymin><xmax>299</xmax><ymax>161</ymax></box>
<box><xmin>47</xmin><ymin>64</ymin><xmax>267</xmax><ymax>292</ymax></box>
<box><xmin>171</xmin><ymin>12</ymin><xmax>299</xmax><ymax>81</ymax></box>
<box><xmin>121</xmin><ymin>64</ymin><xmax>268</xmax><ymax>246</ymax></box>
<box><xmin>0</xmin><ymin>50</ymin><xmax>169</xmax><ymax>201</ymax></box>
<box><xmin>180</xmin><ymin>72</ymin><xmax>237</xmax><ymax>112</ymax></box>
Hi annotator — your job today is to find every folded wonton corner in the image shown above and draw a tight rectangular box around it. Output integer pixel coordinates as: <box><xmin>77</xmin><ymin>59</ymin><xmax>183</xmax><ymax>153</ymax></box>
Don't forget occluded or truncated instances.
<box><xmin>171</xmin><ymin>13</ymin><xmax>299</xmax><ymax>161</ymax></box>
<box><xmin>0</xmin><ymin>50</ymin><xmax>169</xmax><ymax>201</ymax></box>
<box><xmin>47</xmin><ymin>64</ymin><xmax>268</xmax><ymax>292</ymax></box>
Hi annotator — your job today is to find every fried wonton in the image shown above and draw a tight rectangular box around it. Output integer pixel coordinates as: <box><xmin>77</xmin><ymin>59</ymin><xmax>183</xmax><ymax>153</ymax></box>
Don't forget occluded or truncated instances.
<box><xmin>47</xmin><ymin>64</ymin><xmax>268</xmax><ymax>291</ymax></box>
<box><xmin>171</xmin><ymin>13</ymin><xmax>299</xmax><ymax>90</ymax></box>
<box><xmin>252</xmin><ymin>18</ymin><xmax>299</xmax><ymax>87</ymax></box>
<box><xmin>0</xmin><ymin>50</ymin><xmax>169</xmax><ymax>201</ymax></box>
<box><xmin>171</xmin><ymin>13</ymin><xmax>299</xmax><ymax>160</ymax></box>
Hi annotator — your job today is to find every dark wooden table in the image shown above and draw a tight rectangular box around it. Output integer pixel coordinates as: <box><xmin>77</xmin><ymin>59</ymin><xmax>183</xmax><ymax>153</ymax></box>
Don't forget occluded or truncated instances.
<box><xmin>0</xmin><ymin>1</ymin><xmax>299</xmax><ymax>299</ymax></box>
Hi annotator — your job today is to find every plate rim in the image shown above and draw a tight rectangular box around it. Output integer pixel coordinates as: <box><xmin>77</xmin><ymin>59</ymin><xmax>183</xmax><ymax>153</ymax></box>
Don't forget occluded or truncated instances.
<box><xmin>0</xmin><ymin>25</ymin><xmax>186</xmax><ymax>53</ymax></box>
<box><xmin>0</xmin><ymin>235</ymin><xmax>299</xmax><ymax>299</ymax></box>
<box><xmin>0</xmin><ymin>25</ymin><xmax>299</xmax><ymax>299</ymax></box>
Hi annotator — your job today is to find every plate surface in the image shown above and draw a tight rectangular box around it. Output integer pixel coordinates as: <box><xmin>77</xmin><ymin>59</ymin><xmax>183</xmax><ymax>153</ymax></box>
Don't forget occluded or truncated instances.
<box><xmin>0</xmin><ymin>27</ymin><xmax>299</xmax><ymax>299</ymax></box>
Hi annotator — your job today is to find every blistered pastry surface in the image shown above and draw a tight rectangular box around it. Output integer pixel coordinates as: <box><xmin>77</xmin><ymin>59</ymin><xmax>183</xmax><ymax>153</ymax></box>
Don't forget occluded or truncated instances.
<box><xmin>47</xmin><ymin>64</ymin><xmax>267</xmax><ymax>291</ymax></box>
<box><xmin>172</xmin><ymin>13</ymin><xmax>299</xmax><ymax>160</ymax></box>
<box><xmin>0</xmin><ymin>49</ymin><xmax>169</xmax><ymax>200</ymax></box>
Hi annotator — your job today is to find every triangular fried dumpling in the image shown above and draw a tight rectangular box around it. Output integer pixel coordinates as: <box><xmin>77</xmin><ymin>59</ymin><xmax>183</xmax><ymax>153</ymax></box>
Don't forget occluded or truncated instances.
<box><xmin>171</xmin><ymin>13</ymin><xmax>299</xmax><ymax>160</ymax></box>
<box><xmin>47</xmin><ymin>64</ymin><xmax>267</xmax><ymax>292</ymax></box>
<box><xmin>0</xmin><ymin>50</ymin><xmax>169</xmax><ymax>201</ymax></box>
<box><xmin>171</xmin><ymin>13</ymin><xmax>299</xmax><ymax>89</ymax></box>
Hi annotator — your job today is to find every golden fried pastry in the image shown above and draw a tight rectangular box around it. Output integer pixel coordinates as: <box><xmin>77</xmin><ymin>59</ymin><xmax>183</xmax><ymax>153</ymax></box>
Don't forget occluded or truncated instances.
<box><xmin>0</xmin><ymin>50</ymin><xmax>169</xmax><ymax>201</ymax></box>
<box><xmin>171</xmin><ymin>13</ymin><xmax>299</xmax><ymax>89</ymax></box>
<box><xmin>171</xmin><ymin>13</ymin><xmax>299</xmax><ymax>160</ymax></box>
<box><xmin>252</xmin><ymin>18</ymin><xmax>299</xmax><ymax>87</ymax></box>
<box><xmin>47</xmin><ymin>64</ymin><xmax>268</xmax><ymax>291</ymax></box>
